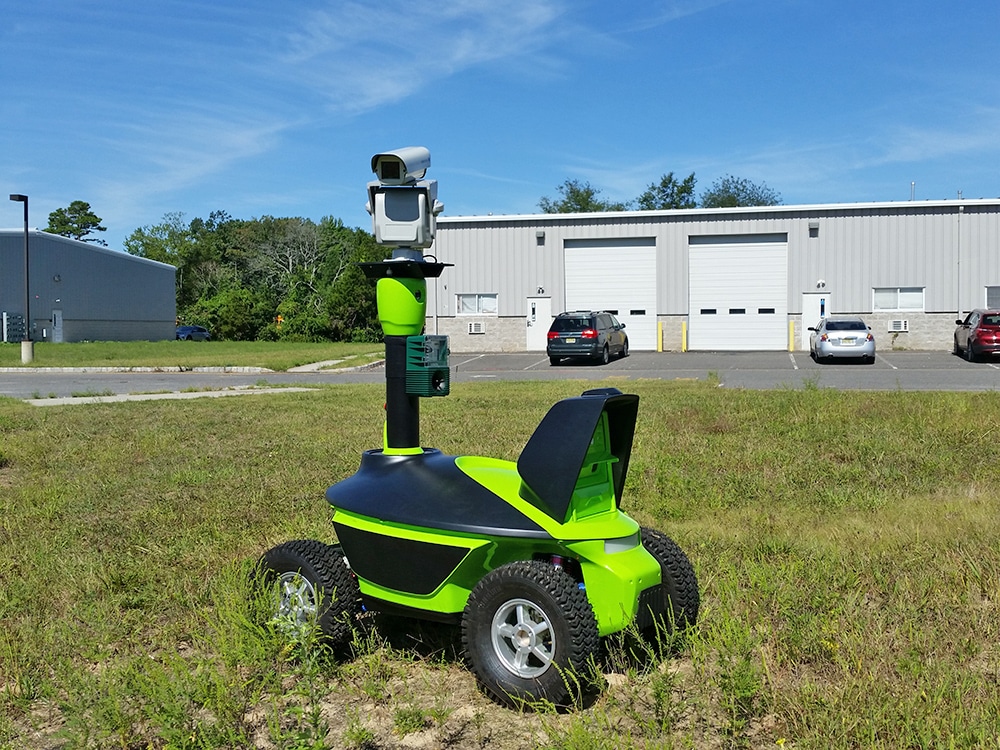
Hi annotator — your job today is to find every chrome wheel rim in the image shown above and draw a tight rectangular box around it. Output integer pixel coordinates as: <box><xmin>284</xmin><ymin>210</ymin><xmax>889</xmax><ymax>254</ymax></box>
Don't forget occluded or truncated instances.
<box><xmin>491</xmin><ymin>598</ymin><xmax>555</xmax><ymax>678</ymax></box>
<box><xmin>273</xmin><ymin>571</ymin><xmax>317</xmax><ymax>635</ymax></box>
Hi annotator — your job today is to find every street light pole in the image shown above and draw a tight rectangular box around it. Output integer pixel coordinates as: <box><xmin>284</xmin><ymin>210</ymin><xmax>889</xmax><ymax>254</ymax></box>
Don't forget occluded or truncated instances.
<box><xmin>8</xmin><ymin>193</ymin><xmax>33</xmax><ymax>364</ymax></box>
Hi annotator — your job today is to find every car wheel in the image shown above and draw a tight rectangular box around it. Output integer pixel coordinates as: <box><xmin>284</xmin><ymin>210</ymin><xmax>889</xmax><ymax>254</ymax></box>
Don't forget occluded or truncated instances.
<box><xmin>549</xmin><ymin>356</ymin><xmax>560</xmax><ymax>366</ymax></box>
<box><xmin>462</xmin><ymin>561</ymin><xmax>601</xmax><ymax>709</ymax></box>
<box><xmin>639</xmin><ymin>527</ymin><xmax>700</xmax><ymax>637</ymax></box>
<box><xmin>953</xmin><ymin>339</ymin><xmax>961</xmax><ymax>356</ymax></box>
<box><xmin>620</xmin><ymin>339</ymin><xmax>629</xmax><ymax>359</ymax></box>
<box><xmin>600</xmin><ymin>345</ymin><xmax>610</xmax><ymax>365</ymax></box>
<box><xmin>965</xmin><ymin>343</ymin><xmax>977</xmax><ymax>362</ymax></box>
<box><xmin>258</xmin><ymin>539</ymin><xmax>360</xmax><ymax>647</ymax></box>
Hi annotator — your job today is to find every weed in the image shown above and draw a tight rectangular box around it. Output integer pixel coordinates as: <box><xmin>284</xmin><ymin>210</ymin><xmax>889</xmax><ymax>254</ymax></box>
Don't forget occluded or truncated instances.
<box><xmin>393</xmin><ymin>704</ymin><xmax>430</xmax><ymax>736</ymax></box>
<box><xmin>342</xmin><ymin>709</ymin><xmax>377</xmax><ymax>749</ymax></box>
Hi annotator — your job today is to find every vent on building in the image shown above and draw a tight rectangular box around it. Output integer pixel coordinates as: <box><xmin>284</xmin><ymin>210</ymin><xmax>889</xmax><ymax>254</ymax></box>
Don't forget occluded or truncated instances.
<box><xmin>888</xmin><ymin>319</ymin><xmax>909</xmax><ymax>332</ymax></box>
<box><xmin>467</xmin><ymin>321</ymin><xmax>486</xmax><ymax>334</ymax></box>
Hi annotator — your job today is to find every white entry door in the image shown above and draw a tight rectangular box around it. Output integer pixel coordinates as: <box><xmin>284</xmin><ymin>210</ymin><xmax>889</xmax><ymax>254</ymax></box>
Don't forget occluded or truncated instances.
<box><xmin>52</xmin><ymin>309</ymin><xmax>64</xmax><ymax>343</ymax></box>
<box><xmin>526</xmin><ymin>296</ymin><xmax>552</xmax><ymax>350</ymax></box>
<box><xmin>800</xmin><ymin>292</ymin><xmax>831</xmax><ymax>350</ymax></box>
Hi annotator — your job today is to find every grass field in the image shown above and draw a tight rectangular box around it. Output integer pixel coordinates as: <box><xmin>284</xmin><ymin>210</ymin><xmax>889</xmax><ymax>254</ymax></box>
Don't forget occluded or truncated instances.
<box><xmin>0</xmin><ymin>341</ymin><xmax>382</xmax><ymax>371</ymax></box>
<box><xmin>2</xmin><ymin>380</ymin><xmax>999</xmax><ymax>749</ymax></box>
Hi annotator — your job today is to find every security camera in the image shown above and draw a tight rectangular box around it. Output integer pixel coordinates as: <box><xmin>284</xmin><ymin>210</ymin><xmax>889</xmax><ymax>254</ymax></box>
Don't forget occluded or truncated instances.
<box><xmin>371</xmin><ymin>146</ymin><xmax>431</xmax><ymax>185</ymax></box>
<box><xmin>366</xmin><ymin>146</ymin><xmax>443</xmax><ymax>249</ymax></box>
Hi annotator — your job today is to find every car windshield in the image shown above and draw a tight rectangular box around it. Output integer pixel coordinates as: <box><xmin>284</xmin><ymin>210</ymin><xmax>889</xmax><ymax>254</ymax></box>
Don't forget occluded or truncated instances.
<box><xmin>551</xmin><ymin>317</ymin><xmax>593</xmax><ymax>332</ymax></box>
<box><xmin>826</xmin><ymin>321</ymin><xmax>866</xmax><ymax>331</ymax></box>
<box><xmin>981</xmin><ymin>314</ymin><xmax>1000</xmax><ymax>327</ymax></box>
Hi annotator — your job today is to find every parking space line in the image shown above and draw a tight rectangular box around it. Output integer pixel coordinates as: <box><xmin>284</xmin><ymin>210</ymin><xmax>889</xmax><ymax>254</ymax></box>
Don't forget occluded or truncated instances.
<box><xmin>452</xmin><ymin>354</ymin><xmax>486</xmax><ymax>371</ymax></box>
<box><xmin>876</xmin><ymin>353</ymin><xmax>898</xmax><ymax>369</ymax></box>
<box><xmin>523</xmin><ymin>358</ymin><xmax>549</xmax><ymax>370</ymax></box>
<box><xmin>788</xmin><ymin>352</ymin><xmax>799</xmax><ymax>370</ymax></box>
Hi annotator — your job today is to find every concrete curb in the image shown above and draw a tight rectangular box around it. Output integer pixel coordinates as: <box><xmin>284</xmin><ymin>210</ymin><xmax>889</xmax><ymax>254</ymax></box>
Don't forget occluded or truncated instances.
<box><xmin>0</xmin><ymin>361</ymin><xmax>385</xmax><ymax>374</ymax></box>
<box><xmin>26</xmin><ymin>386</ymin><xmax>317</xmax><ymax>407</ymax></box>
<box><xmin>0</xmin><ymin>365</ymin><xmax>274</xmax><ymax>374</ymax></box>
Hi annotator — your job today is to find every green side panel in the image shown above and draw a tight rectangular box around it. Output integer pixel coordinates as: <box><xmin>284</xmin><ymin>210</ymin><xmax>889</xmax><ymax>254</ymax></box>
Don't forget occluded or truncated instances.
<box><xmin>335</xmin><ymin>510</ymin><xmax>493</xmax><ymax>613</ymax></box>
<box><xmin>455</xmin><ymin>454</ymin><xmax>639</xmax><ymax>541</ymax></box>
<box><xmin>377</xmin><ymin>277</ymin><xmax>426</xmax><ymax>336</ymax></box>
<box><xmin>568</xmin><ymin>538</ymin><xmax>663</xmax><ymax>636</ymax></box>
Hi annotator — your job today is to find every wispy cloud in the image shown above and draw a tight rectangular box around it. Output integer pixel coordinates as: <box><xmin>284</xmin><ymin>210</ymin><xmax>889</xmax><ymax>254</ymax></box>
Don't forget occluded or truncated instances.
<box><xmin>275</xmin><ymin>0</ymin><xmax>569</xmax><ymax>112</ymax></box>
<box><xmin>614</xmin><ymin>0</ymin><xmax>736</xmax><ymax>33</ymax></box>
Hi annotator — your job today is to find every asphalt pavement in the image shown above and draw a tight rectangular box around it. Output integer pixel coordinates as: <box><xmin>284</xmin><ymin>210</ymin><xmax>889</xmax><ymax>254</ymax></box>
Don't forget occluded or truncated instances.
<box><xmin>2</xmin><ymin>350</ymin><xmax>999</xmax><ymax>404</ymax></box>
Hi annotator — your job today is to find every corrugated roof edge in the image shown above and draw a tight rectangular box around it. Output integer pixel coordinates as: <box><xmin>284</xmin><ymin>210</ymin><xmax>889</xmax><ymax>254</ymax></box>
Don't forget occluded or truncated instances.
<box><xmin>0</xmin><ymin>229</ymin><xmax>176</xmax><ymax>271</ymax></box>
<box><xmin>436</xmin><ymin>198</ymin><xmax>1000</xmax><ymax>224</ymax></box>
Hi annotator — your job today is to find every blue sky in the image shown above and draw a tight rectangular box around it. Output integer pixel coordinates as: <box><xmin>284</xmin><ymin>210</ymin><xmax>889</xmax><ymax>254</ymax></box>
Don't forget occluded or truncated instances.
<box><xmin>3</xmin><ymin>0</ymin><xmax>998</xmax><ymax>250</ymax></box>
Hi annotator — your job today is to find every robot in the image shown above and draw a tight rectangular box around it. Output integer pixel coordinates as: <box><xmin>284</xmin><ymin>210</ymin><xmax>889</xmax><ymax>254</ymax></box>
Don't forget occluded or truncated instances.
<box><xmin>260</xmin><ymin>148</ymin><xmax>699</xmax><ymax>708</ymax></box>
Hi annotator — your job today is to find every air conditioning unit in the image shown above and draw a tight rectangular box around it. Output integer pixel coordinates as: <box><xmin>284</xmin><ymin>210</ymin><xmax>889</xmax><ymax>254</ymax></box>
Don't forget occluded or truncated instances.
<box><xmin>467</xmin><ymin>321</ymin><xmax>486</xmax><ymax>334</ymax></box>
<box><xmin>888</xmin><ymin>319</ymin><xmax>909</xmax><ymax>332</ymax></box>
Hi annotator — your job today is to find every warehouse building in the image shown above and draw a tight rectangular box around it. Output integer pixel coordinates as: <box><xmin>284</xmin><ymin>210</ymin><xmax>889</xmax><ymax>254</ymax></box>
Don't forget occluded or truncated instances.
<box><xmin>428</xmin><ymin>199</ymin><xmax>1000</xmax><ymax>353</ymax></box>
<box><xmin>0</xmin><ymin>229</ymin><xmax>176</xmax><ymax>343</ymax></box>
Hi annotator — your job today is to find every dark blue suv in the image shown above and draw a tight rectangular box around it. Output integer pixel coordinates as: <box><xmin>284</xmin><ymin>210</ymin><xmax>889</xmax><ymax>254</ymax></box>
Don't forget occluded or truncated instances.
<box><xmin>546</xmin><ymin>311</ymin><xmax>628</xmax><ymax>365</ymax></box>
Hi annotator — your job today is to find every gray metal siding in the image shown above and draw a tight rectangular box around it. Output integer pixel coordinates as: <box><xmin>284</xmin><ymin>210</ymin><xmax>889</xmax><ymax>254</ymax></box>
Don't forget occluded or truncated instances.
<box><xmin>434</xmin><ymin>201</ymin><xmax>1000</xmax><ymax>325</ymax></box>
<box><xmin>0</xmin><ymin>230</ymin><xmax>176</xmax><ymax>342</ymax></box>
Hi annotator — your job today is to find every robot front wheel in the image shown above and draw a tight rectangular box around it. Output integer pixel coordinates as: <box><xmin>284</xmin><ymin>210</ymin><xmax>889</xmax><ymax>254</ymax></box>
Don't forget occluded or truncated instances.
<box><xmin>461</xmin><ymin>560</ymin><xmax>603</xmax><ymax>709</ymax></box>
<box><xmin>258</xmin><ymin>539</ymin><xmax>360</xmax><ymax>648</ymax></box>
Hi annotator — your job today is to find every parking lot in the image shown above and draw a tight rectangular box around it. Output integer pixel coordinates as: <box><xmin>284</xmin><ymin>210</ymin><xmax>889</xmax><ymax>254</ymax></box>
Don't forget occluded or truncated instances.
<box><xmin>2</xmin><ymin>350</ymin><xmax>999</xmax><ymax>401</ymax></box>
<box><xmin>446</xmin><ymin>350</ymin><xmax>1000</xmax><ymax>391</ymax></box>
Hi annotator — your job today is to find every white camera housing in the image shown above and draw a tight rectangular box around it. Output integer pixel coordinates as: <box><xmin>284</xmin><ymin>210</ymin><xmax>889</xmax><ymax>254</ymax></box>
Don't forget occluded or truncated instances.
<box><xmin>366</xmin><ymin>147</ymin><xmax>443</xmax><ymax>249</ymax></box>
<box><xmin>371</xmin><ymin>146</ymin><xmax>431</xmax><ymax>185</ymax></box>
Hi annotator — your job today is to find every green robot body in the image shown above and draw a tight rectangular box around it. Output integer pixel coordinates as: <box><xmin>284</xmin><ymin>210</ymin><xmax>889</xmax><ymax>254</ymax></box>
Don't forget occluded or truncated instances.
<box><xmin>261</xmin><ymin>150</ymin><xmax>698</xmax><ymax>709</ymax></box>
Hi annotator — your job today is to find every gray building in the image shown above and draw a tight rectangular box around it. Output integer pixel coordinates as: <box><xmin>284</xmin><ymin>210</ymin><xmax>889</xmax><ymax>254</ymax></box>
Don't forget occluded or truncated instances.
<box><xmin>0</xmin><ymin>229</ymin><xmax>176</xmax><ymax>343</ymax></box>
<box><xmin>428</xmin><ymin>199</ymin><xmax>1000</xmax><ymax>353</ymax></box>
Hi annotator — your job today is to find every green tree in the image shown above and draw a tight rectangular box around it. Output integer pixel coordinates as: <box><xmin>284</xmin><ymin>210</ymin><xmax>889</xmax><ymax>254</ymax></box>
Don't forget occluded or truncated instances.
<box><xmin>538</xmin><ymin>179</ymin><xmax>629</xmax><ymax>213</ymax></box>
<box><xmin>45</xmin><ymin>200</ymin><xmax>108</xmax><ymax>245</ymax></box>
<box><xmin>124</xmin><ymin>210</ymin><xmax>389</xmax><ymax>341</ymax></box>
<box><xmin>636</xmin><ymin>172</ymin><xmax>697</xmax><ymax>210</ymax></box>
<box><xmin>700</xmin><ymin>175</ymin><xmax>782</xmax><ymax>208</ymax></box>
<box><xmin>320</xmin><ymin>220</ymin><xmax>388</xmax><ymax>342</ymax></box>
<box><xmin>123</xmin><ymin>212</ymin><xmax>204</xmax><ymax>308</ymax></box>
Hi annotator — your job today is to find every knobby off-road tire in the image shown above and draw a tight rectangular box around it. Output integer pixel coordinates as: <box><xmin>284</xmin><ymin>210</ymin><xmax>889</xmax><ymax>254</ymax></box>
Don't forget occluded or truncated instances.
<box><xmin>462</xmin><ymin>560</ymin><xmax>601</xmax><ymax>709</ymax></box>
<box><xmin>639</xmin><ymin>527</ymin><xmax>700</xmax><ymax>638</ymax></box>
<box><xmin>259</xmin><ymin>539</ymin><xmax>360</xmax><ymax>648</ymax></box>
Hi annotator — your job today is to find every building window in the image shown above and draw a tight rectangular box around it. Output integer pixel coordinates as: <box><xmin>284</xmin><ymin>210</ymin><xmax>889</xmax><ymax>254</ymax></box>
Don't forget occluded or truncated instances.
<box><xmin>986</xmin><ymin>286</ymin><xmax>1000</xmax><ymax>308</ymax></box>
<box><xmin>873</xmin><ymin>286</ymin><xmax>924</xmax><ymax>311</ymax></box>
<box><xmin>457</xmin><ymin>293</ymin><xmax>498</xmax><ymax>315</ymax></box>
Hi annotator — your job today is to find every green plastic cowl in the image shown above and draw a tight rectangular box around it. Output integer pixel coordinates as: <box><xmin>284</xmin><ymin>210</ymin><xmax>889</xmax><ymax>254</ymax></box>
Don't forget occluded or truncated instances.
<box><xmin>377</xmin><ymin>276</ymin><xmax>426</xmax><ymax>336</ymax></box>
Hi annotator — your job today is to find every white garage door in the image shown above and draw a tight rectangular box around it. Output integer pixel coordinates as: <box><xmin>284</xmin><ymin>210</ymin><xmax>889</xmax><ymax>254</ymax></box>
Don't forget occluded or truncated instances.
<box><xmin>565</xmin><ymin>240</ymin><xmax>657</xmax><ymax>350</ymax></box>
<box><xmin>689</xmin><ymin>235</ymin><xmax>788</xmax><ymax>351</ymax></box>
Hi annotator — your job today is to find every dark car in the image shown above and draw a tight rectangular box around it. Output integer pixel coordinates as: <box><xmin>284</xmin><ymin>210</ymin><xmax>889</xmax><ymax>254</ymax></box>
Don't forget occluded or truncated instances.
<box><xmin>954</xmin><ymin>309</ymin><xmax>1000</xmax><ymax>361</ymax></box>
<box><xmin>176</xmin><ymin>325</ymin><xmax>211</xmax><ymax>341</ymax></box>
<box><xmin>546</xmin><ymin>311</ymin><xmax>628</xmax><ymax>365</ymax></box>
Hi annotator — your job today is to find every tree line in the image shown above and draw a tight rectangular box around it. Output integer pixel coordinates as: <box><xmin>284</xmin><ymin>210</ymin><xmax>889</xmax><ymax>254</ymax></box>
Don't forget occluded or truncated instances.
<box><xmin>41</xmin><ymin>173</ymin><xmax>780</xmax><ymax>341</ymax></box>
<box><xmin>41</xmin><ymin>202</ymin><xmax>388</xmax><ymax>341</ymax></box>
<box><xmin>538</xmin><ymin>173</ymin><xmax>781</xmax><ymax>213</ymax></box>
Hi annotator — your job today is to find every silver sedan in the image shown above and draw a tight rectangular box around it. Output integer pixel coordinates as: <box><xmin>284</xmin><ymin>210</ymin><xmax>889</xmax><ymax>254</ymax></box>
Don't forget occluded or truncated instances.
<box><xmin>808</xmin><ymin>316</ymin><xmax>876</xmax><ymax>363</ymax></box>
